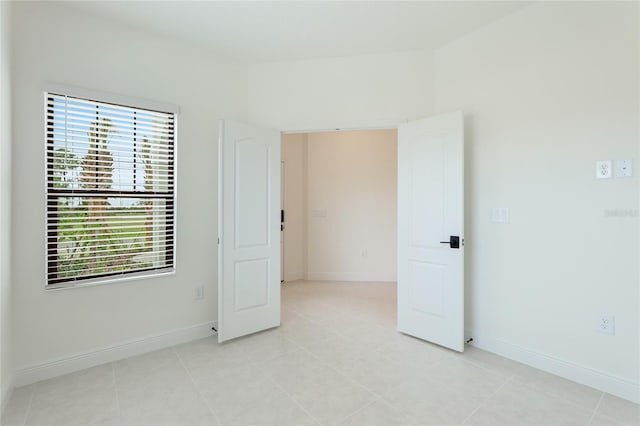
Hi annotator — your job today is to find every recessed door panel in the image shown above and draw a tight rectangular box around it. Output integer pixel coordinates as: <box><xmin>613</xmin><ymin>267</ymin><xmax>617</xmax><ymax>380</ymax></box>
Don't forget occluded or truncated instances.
<box><xmin>409</xmin><ymin>137</ymin><xmax>446</xmax><ymax>248</ymax></box>
<box><xmin>408</xmin><ymin>260</ymin><xmax>445</xmax><ymax>317</ymax></box>
<box><xmin>234</xmin><ymin>258</ymin><xmax>269</xmax><ymax>311</ymax></box>
<box><xmin>235</xmin><ymin>139</ymin><xmax>270</xmax><ymax>249</ymax></box>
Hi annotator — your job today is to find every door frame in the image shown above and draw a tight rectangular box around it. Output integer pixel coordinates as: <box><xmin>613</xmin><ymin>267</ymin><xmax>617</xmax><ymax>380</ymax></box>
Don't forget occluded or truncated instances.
<box><xmin>277</xmin><ymin>119</ymin><xmax>466</xmax><ymax>352</ymax></box>
<box><xmin>279</xmin><ymin>125</ymin><xmax>399</xmax><ymax>284</ymax></box>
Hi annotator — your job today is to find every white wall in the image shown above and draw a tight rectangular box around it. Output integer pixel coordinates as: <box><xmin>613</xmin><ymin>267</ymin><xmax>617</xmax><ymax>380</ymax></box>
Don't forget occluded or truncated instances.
<box><xmin>306</xmin><ymin>130</ymin><xmax>397</xmax><ymax>282</ymax></box>
<box><xmin>282</xmin><ymin>134</ymin><xmax>307</xmax><ymax>281</ymax></box>
<box><xmin>247</xmin><ymin>51</ymin><xmax>435</xmax><ymax>132</ymax></box>
<box><xmin>11</xmin><ymin>2</ymin><xmax>246</xmax><ymax>379</ymax></box>
<box><xmin>0</xmin><ymin>0</ymin><xmax>13</xmax><ymax>408</ymax></box>
<box><xmin>6</xmin><ymin>0</ymin><xmax>638</xmax><ymax>404</ymax></box>
<box><xmin>434</xmin><ymin>2</ymin><xmax>639</xmax><ymax>401</ymax></box>
<box><xmin>247</xmin><ymin>2</ymin><xmax>639</xmax><ymax>402</ymax></box>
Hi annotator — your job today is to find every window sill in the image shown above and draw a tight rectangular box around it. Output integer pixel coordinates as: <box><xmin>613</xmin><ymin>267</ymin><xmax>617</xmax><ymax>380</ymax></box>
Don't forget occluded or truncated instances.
<box><xmin>45</xmin><ymin>268</ymin><xmax>176</xmax><ymax>291</ymax></box>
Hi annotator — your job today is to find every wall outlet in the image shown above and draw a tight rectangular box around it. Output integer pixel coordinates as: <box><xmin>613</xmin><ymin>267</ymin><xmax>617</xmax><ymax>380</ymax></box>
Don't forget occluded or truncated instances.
<box><xmin>598</xmin><ymin>315</ymin><xmax>615</xmax><ymax>335</ymax></box>
<box><xmin>194</xmin><ymin>286</ymin><xmax>204</xmax><ymax>300</ymax></box>
<box><xmin>596</xmin><ymin>161</ymin><xmax>612</xmax><ymax>179</ymax></box>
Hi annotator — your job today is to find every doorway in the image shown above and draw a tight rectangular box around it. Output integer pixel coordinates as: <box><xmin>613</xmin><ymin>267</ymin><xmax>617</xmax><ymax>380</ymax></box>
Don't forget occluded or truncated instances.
<box><xmin>280</xmin><ymin>129</ymin><xmax>398</xmax><ymax>283</ymax></box>
<box><xmin>217</xmin><ymin>114</ymin><xmax>465</xmax><ymax>350</ymax></box>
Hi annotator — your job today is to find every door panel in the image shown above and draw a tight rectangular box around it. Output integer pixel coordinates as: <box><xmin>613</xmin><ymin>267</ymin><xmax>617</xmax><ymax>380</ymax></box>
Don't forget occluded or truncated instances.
<box><xmin>218</xmin><ymin>120</ymin><xmax>281</xmax><ymax>342</ymax></box>
<box><xmin>408</xmin><ymin>260</ymin><xmax>445</xmax><ymax>317</ymax></box>
<box><xmin>235</xmin><ymin>140</ymin><xmax>271</xmax><ymax>248</ymax></box>
<box><xmin>234</xmin><ymin>258</ymin><xmax>270</xmax><ymax>311</ymax></box>
<box><xmin>397</xmin><ymin>112</ymin><xmax>464</xmax><ymax>352</ymax></box>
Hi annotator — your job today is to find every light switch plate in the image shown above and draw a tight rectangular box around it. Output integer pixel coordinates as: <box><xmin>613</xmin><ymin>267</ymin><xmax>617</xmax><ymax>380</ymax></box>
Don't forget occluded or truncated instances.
<box><xmin>596</xmin><ymin>160</ymin><xmax>612</xmax><ymax>179</ymax></box>
<box><xmin>491</xmin><ymin>207</ymin><xmax>509</xmax><ymax>224</ymax></box>
<box><xmin>615</xmin><ymin>159</ymin><xmax>632</xmax><ymax>178</ymax></box>
<box><xmin>311</xmin><ymin>209</ymin><xmax>327</xmax><ymax>218</ymax></box>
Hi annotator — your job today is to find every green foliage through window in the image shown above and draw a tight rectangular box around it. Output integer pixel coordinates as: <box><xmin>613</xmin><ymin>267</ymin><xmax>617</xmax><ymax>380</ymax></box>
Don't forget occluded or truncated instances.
<box><xmin>46</xmin><ymin>93</ymin><xmax>175</xmax><ymax>286</ymax></box>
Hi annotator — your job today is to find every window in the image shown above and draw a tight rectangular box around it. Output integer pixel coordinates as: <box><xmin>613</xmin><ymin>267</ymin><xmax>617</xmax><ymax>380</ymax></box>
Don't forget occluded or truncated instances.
<box><xmin>46</xmin><ymin>92</ymin><xmax>176</xmax><ymax>287</ymax></box>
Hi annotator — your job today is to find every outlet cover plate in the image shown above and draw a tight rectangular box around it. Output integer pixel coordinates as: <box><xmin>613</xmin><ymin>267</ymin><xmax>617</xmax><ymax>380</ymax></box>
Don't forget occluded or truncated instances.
<box><xmin>194</xmin><ymin>286</ymin><xmax>204</xmax><ymax>300</ymax></box>
<box><xmin>615</xmin><ymin>159</ymin><xmax>633</xmax><ymax>178</ymax></box>
<box><xmin>596</xmin><ymin>161</ymin><xmax>612</xmax><ymax>179</ymax></box>
<box><xmin>598</xmin><ymin>315</ymin><xmax>615</xmax><ymax>335</ymax></box>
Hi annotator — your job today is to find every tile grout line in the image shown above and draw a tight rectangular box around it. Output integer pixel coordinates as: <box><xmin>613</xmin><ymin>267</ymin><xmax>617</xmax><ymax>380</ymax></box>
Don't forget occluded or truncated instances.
<box><xmin>460</xmin><ymin>375</ymin><xmax>513</xmax><ymax>425</ymax></box>
<box><xmin>277</xmin><ymin>316</ymin><xmax>398</xmax><ymax>423</ymax></box>
<box><xmin>334</xmin><ymin>397</ymin><xmax>381</xmax><ymax>425</ymax></box>
<box><xmin>19</xmin><ymin>384</ymin><xmax>36</xmax><ymax>426</ymax></box>
<box><xmin>287</xmin><ymin>322</ymin><xmax>416</xmax><ymax>425</ymax></box>
<box><xmin>294</xmin><ymin>334</ymin><xmax>384</xmax><ymax>398</ymax></box>
<box><xmin>172</xmin><ymin>346</ymin><xmax>222</xmax><ymax>426</ymax></box>
<box><xmin>512</xmin><ymin>371</ymin><xmax>607</xmax><ymax>415</ymax></box>
<box><xmin>267</xmin><ymin>376</ymin><xmax>322</xmax><ymax>426</ymax></box>
<box><xmin>271</xmin><ymin>335</ymin><xmax>339</xmax><ymax>424</ymax></box>
<box><xmin>586</xmin><ymin>392</ymin><xmax>605</xmax><ymax>426</ymax></box>
<box><xmin>110</xmin><ymin>362</ymin><xmax>124</xmax><ymax>426</ymax></box>
<box><xmin>452</xmin><ymin>352</ymin><xmax>522</xmax><ymax>382</ymax></box>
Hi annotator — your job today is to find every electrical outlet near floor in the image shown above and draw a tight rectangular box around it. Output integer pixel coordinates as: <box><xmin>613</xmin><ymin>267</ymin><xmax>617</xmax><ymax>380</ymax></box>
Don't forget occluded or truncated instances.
<box><xmin>598</xmin><ymin>315</ymin><xmax>615</xmax><ymax>335</ymax></box>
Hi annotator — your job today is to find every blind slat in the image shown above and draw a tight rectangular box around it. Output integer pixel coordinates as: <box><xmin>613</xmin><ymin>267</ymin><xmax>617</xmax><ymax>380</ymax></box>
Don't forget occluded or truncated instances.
<box><xmin>47</xmin><ymin>137</ymin><xmax>172</xmax><ymax>152</ymax></box>
<box><xmin>46</xmin><ymin>92</ymin><xmax>175</xmax><ymax>286</ymax></box>
<box><xmin>47</xmin><ymin>93</ymin><xmax>176</xmax><ymax>119</ymax></box>
<box><xmin>47</xmin><ymin>233</ymin><xmax>172</xmax><ymax>247</ymax></box>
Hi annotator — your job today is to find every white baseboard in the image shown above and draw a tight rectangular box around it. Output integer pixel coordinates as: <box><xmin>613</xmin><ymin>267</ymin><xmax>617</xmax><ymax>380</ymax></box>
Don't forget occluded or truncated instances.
<box><xmin>466</xmin><ymin>329</ymin><xmax>640</xmax><ymax>404</ymax></box>
<box><xmin>284</xmin><ymin>272</ymin><xmax>304</xmax><ymax>282</ymax></box>
<box><xmin>13</xmin><ymin>321</ymin><xmax>216</xmax><ymax>388</ymax></box>
<box><xmin>1</xmin><ymin>373</ymin><xmax>14</xmax><ymax>416</ymax></box>
<box><xmin>306</xmin><ymin>272</ymin><xmax>396</xmax><ymax>282</ymax></box>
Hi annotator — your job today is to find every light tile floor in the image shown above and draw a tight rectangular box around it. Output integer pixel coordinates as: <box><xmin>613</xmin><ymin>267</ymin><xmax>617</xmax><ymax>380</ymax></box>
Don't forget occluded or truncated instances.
<box><xmin>2</xmin><ymin>280</ymin><xmax>639</xmax><ymax>426</ymax></box>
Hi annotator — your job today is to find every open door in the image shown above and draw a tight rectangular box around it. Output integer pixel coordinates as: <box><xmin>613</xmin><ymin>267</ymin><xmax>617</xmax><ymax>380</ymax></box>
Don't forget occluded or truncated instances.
<box><xmin>397</xmin><ymin>112</ymin><xmax>465</xmax><ymax>352</ymax></box>
<box><xmin>218</xmin><ymin>120</ymin><xmax>281</xmax><ymax>342</ymax></box>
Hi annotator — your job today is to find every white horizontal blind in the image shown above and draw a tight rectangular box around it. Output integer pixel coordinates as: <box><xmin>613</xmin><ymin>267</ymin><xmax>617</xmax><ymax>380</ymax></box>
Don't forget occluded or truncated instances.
<box><xmin>46</xmin><ymin>93</ymin><xmax>176</xmax><ymax>286</ymax></box>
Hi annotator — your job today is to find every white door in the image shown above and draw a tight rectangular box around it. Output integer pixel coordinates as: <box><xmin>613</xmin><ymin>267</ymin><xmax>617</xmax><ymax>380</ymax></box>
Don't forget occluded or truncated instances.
<box><xmin>397</xmin><ymin>112</ymin><xmax>465</xmax><ymax>352</ymax></box>
<box><xmin>281</xmin><ymin>161</ymin><xmax>285</xmax><ymax>282</ymax></box>
<box><xmin>218</xmin><ymin>120</ymin><xmax>281</xmax><ymax>342</ymax></box>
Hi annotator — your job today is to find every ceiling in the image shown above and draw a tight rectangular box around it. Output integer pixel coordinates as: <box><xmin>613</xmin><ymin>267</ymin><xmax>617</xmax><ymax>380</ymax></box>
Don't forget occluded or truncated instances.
<box><xmin>62</xmin><ymin>1</ymin><xmax>531</xmax><ymax>64</ymax></box>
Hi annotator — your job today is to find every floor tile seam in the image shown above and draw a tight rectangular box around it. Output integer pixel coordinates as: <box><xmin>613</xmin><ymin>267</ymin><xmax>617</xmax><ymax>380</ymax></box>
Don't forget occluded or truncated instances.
<box><xmin>459</xmin><ymin>375</ymin><xmax>514</xmax><ymax>425</ymax></box>
<box><xmin>292</xmin><ymin>334</ymin><xmax>386</xmax><ymax>401</ymax></box>
<box><xmin>270</xmin><ymin>334</ymin><xmax>334</xmax><ymax>369</ymax></box>
<box><xmin>110</xmin><ymin>362</ymin><xmax>124</xmax><ymax>426</ymax></box>
<box><xmin>447</xmin><ymin>354</ymin><xmax>518</xmax><ymax>383</ymax></box>
<box><xmin>509</xmin><ymin>374</ymin><xmax>605</xmax><ymax>414</ymax></box>
<box><xmin>189</xmin><ymin>344</ymin><xmax>287</xmax><ymax>377</ymax></box>
<box><xmin>266</xmin><ymin>376</ymin><xmax>322</xmax><ymax>425</ymax></box>
<box><xmin>171</xmin><ymin>346</ymin><xmax>222</xmax><ymax>426</ymax></box>
<box><xmin>285</xmin><ymin>309</ymin><xmax>326</xmax><ymax>325</ymax></box>
<box><xmin>478</xmin><ymin>375</ymin><xmax>598</xmax><ymax>425</ymax></box>
<box><xmin>364</xmin><ymin>346</ymin><xmax>425</xmax><ymax>371</ymax></box>
<box><xmin>237</xmin><ymin>343</ymin><xmax>303</xmax><ymax>368</ymax></box>
<box><xmin>17</xmin><ymin>385</ymin><xmax>36</xmax><ymax>426</ymax></box>
<box><xmin>586</xmin><ymin>392</ymin><xmax>605</xmax><ymax>425</ymax></box>
<box><xmin>373</xmin><ymin>395</ymin><xmax>427</xmax><ymax>426</ymax></box>
<box><xmin>214</xmin><ymin>380</ymin><xmax>297</xmax><ymax>426</ymax></box>
<box><xmin>332</xmin><ymin>396</ymin><xmax>382</xmax><ymax>425</ymax></box>
<box><xmin>374</xmin><ymin>363</ymin><xmax>471</xmax><ymax>414</ymax></box>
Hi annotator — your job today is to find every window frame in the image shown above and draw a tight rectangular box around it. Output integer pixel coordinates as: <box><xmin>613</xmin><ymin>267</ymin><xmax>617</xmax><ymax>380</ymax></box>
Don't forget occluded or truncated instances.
<box><xmin>43</xmin><ymin>84</ymin><xmax>179</xmax><ymax>290</ymax></box>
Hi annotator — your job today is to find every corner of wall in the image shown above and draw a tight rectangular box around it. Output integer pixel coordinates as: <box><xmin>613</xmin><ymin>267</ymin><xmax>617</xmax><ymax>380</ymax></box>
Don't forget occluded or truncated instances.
<box><xmin>302</xmin><ymin>133</ymin><xmax>309</xmax><ymax>280</ymax></box>
<box><xmin>0</xmin><ymin>0</ymin><xmax>14</xmax><ymax>411</ymax></box>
